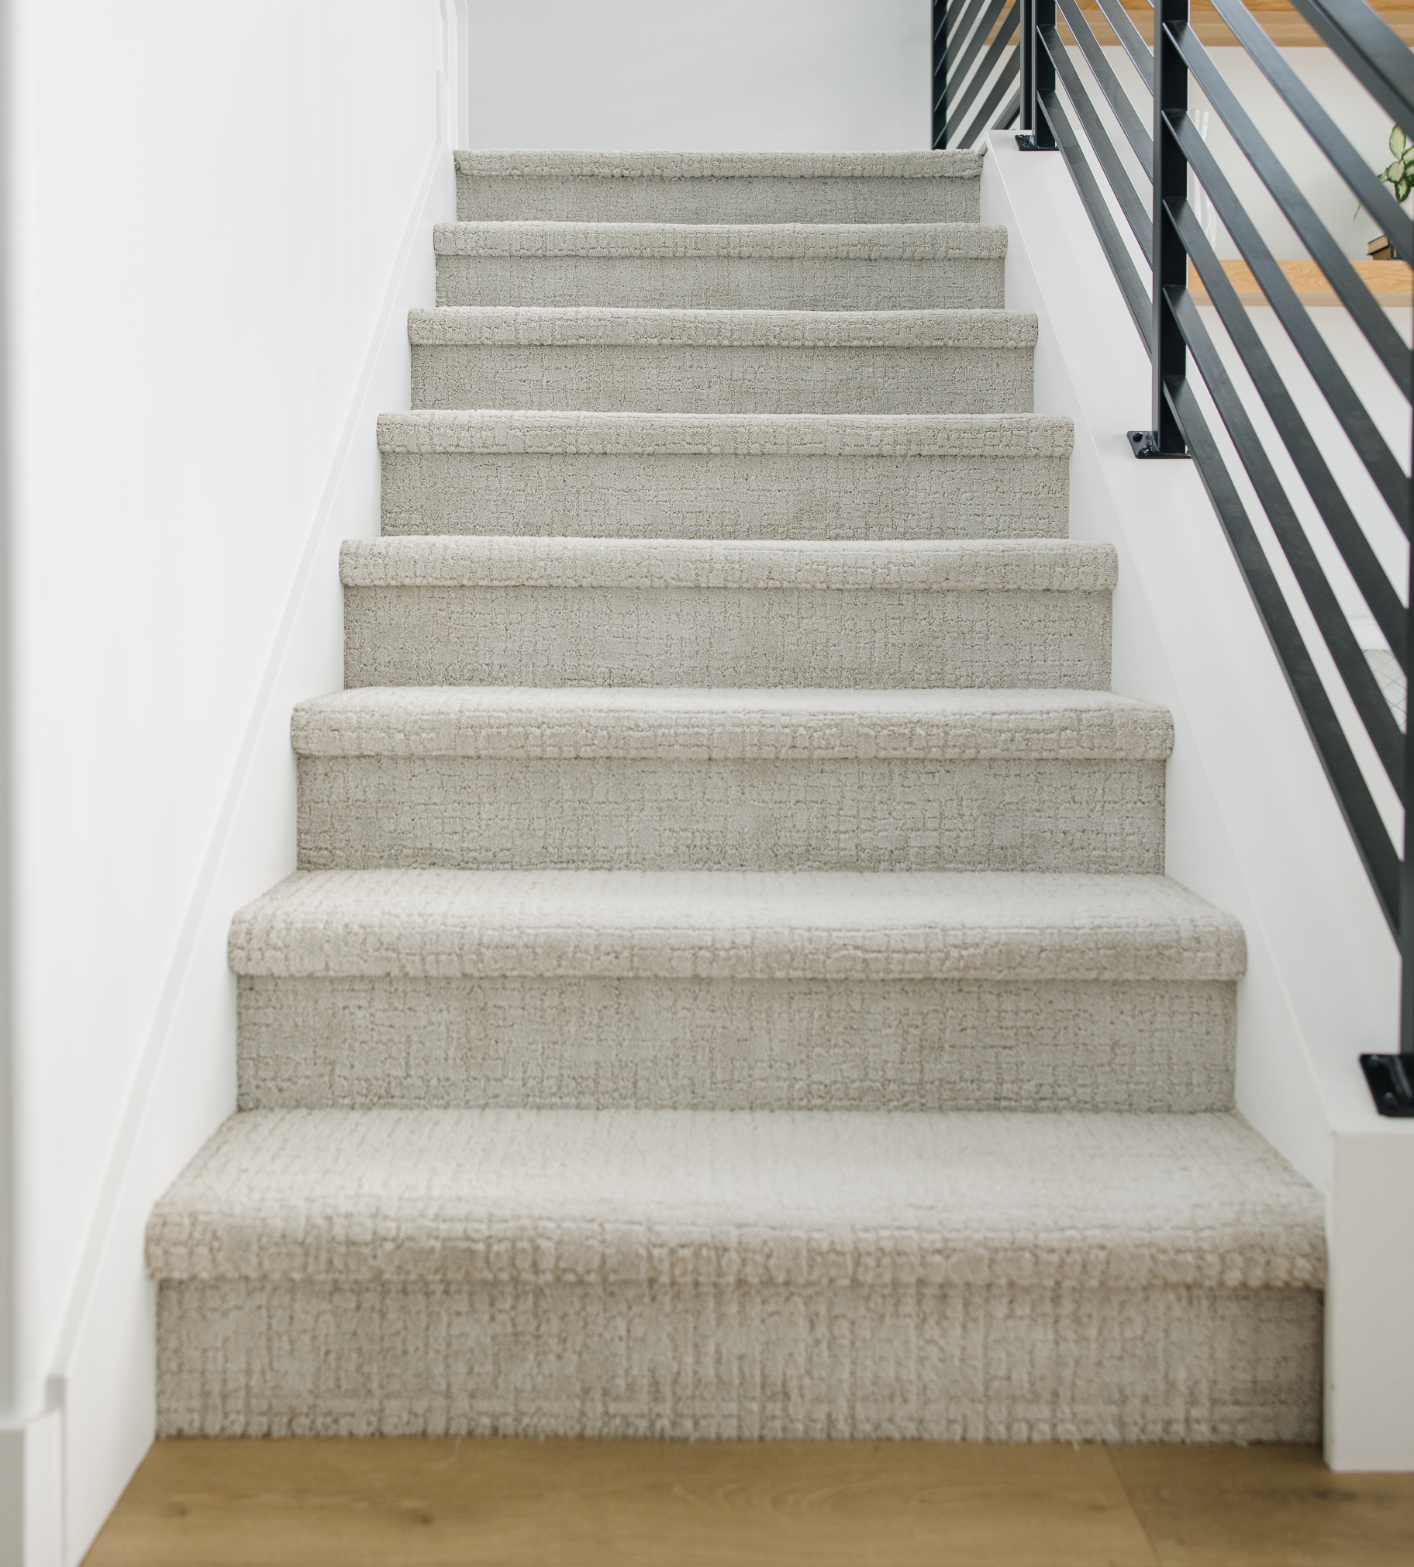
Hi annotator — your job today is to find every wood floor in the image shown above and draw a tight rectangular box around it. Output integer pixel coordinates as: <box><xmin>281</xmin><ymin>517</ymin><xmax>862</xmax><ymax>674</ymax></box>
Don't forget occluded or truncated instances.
<box><xmin>83</xmin><ymin>1438</ymin><xmax>1414</xmax><ymax>1566</ymax></box>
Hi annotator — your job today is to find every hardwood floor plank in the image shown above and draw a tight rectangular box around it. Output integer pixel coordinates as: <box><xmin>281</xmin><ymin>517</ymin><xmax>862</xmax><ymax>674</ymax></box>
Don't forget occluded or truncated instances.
<box><xmin>1108</xmin><ymin>1444</ymin><xmax>1414</xmax><ymax>1567</ymax></box>
<box><xmin>87</xmin><ymin>1437</ymin><xmax>1414</xmax><ymax>1567</ymax></box>
<box><xmin>1187</xmin><ymin>259</ymin><xmax>1414</xmax><ymax>308</ymax></box>
<box><xmin>83</xmin><ymin>1437</ymin><xmax>1160</xmax><ymax>1567</ymax></box>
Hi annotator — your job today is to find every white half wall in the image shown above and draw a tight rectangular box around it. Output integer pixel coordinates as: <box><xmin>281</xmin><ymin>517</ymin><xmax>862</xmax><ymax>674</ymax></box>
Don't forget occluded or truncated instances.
<box><xmin>0</xmin><ymin>3</ymin><xmax>466</xmax><ymax>1562</ymax></box>
<box><xmin>464</xmin><ymin>0</ymin><xmax>931</xmax><ymax>152</ymax></box>
<box><xmin>982</xmin><ymin>130</ymin><xmax>1414</xmax><ymax>1471</ymax></box>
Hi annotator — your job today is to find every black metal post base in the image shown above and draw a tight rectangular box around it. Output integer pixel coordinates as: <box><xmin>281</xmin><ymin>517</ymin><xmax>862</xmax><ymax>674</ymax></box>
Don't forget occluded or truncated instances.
<box><xmin>1015</xmin><ymin>133</ymin><xmax>1053</xmax><ymax>151</ymax></box>
<box><xmin>1360</xmin><ymin>1054</ymin><xmax>1414</xmax><ymax>1116</ymax></box>
<box><xmin>1128</xmin><ymin>429</ymin><xmax>1190</xmax><ymax>459</ymax></box>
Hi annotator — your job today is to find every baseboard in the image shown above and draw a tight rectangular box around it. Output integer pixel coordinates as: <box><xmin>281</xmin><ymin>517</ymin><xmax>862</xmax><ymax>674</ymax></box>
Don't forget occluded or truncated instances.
<box><xmin>0</xmin><ymin>1410</ymin><xmax>62</xmax><ymax>1567</ymax></box>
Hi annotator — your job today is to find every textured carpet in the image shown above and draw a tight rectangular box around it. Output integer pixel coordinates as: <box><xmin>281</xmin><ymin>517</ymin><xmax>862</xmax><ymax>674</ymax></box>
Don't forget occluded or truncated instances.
<box><xmin>150</xmin><ymin>147</ymin><xmax>1323</xmax><ymax>1442</ymax></box>
<box><xmin>376</xmin><ymin>410</ymin><xmax>1074</xmax><ymax>539</ymax></box>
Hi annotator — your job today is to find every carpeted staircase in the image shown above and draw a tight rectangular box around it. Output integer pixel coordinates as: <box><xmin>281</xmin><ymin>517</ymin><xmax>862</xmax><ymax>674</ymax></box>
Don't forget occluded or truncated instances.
<box><xmin>148</xmin><ymin>150</ymin><xmax>1325</xmax><ymax>1442</ymax></box>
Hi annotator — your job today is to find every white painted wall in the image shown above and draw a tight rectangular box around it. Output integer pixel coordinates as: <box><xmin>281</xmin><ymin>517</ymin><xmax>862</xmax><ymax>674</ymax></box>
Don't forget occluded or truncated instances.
<box><xmin>1086</xmin><ymin>42</ymin><xmax>1413</xmax><ymax>262</ymax></box>
<box><xmin>465</xmin><ymin>0</ymin><xmax>930</xmax><ymax>151</ymax></box>
<box><xmin>0</xmin><ymin>2</ymin><xmax>467</xmax><ymax>1562</ymax></box>
<box><xmin>1190</xmin><ymin>49</ymin><xmax>1411</xmax><ymax>262</ymax></box>
<box><xmin>983</xmin><ymin>130</ymin><xmax>1414</xmax><ymax>1471</ymax></box>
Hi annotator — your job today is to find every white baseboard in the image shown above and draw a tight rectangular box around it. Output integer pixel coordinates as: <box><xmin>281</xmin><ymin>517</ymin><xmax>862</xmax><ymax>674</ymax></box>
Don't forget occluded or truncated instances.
<box><xmin>0</xmin><ymin>1410</ymin><xmax>62</xmax><ymax>1567</ymax></box>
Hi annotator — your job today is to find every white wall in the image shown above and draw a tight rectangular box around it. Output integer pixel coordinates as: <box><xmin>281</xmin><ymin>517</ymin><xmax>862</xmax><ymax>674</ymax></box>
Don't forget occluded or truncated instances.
<box><xmin>1086</xmin><ymin>42</ymin><xmax>1413</xmax><ymax>262</ymax></box>
<box><xmin>0</xmin><ymin>2</ymin><xmax>466</xmax><ymax>1561</ymax></box>
<box><xmin>1192</xmin><ymin>49</ymin><xmax>1412</xmax><ymax>262</ymax></box>
<box><xmin>465</xmin><ymin>0</ymin><xmax>930</xmax><ymax>151</ymax></box>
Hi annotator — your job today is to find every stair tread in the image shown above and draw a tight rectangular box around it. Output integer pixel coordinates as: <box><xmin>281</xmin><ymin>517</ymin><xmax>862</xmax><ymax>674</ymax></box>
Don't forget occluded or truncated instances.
<box><xmin>340</xmin><ymin>536</ymin><xmax>1116</xmax><ymax>591</ymax></box>
<box><xmin>376</xmin><ymin>409</ymin><xmax>1074</xmax><ymax>457</ymax></box>
<box><xmin>434</xmin><ymin>221</ymin><xmax>1007</xmax><ymax>259</ymax></box>
<box><xmin>292</xmin><ymin>686</ymin><xmax>1172</xmax><ymax>760</ymax></box>
<box><xmin>230</xmin><ymin>868</ymin><xmax>1245</xmax><ymax>980</ymax></box>
<box><xmin>454</xmin><ymin>150</ymin><xmax>985</xmax><ymax>181</ymax></box>
<box><xmin>408</xmin><ymin>306</ymin><xmax>1037</xmax><ymax>348</ymax></box>
<box><xmin>147</xmin><ymin>1107</ymin><xmax>1323</xmax><ymax>1288</ymax></box>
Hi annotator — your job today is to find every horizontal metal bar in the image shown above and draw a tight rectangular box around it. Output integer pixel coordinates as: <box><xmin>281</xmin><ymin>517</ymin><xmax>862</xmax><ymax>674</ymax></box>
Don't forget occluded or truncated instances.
<box><xmin>1173</xmin><ymin>113</ymin><xmax>1410</xmax><ymax>534</ymax></box>
<box><xmin>937</xmin><ymin>0</ymin><xmax>992</xmax><ymax>77</ymax></box>
<box><xmin>1178</xmin><ymin>206</ymin><xmax>1407</xmax><ymax>668</ymax></box>
<box><xmin>1039</xmin><ymin>87</ymin><xmax>1154</xmax><ymax>349</ymax></box>
<box><xmin>1092</xmin><ymin>0</ymin><xmax>1154</xmax><ymax>88</ymax></box>
<box><xmin>947</xmin><ymin>0</ymin><xmax>1008</xmax><ymax>66</ymax></box>
<box><xmin>959</xmin><ymin>47</ymin><xmax>1022</xmax><ymax>147</ymax></box>
<box><xmin>1287</xmin><ymin>0</ymin><xmax>1414</xmax><ymax>136</ymax></box>
<box><xmin>1207</xmin><ymin>0</ymin><xmax>1413</xmax><ymax>261</ymax></box>
<box><xmin>944</xmin><ymin>3</ymin><xmax>1020</xmax><ymax>142</ymax></box>
<box><xmin>1053</xmin><ymin>0</ymin><xmax>1153</xmax><ymax>171</ymax></box>
<box><xmin>1171</xmin><ymin>23</ymin><xmax>1411</xmax><ymax>397</ymax></box>
<box><xmin>940</xmin><ymin>0</ymin><xmax>1010</xmax><ymax>98</ymax></box>
<box><xmin>1040</xmin><ymin>24</ymin><xmax>1153</xmax><ymax>260</ymax></box>
<box><xmin>942</xmin><ymin>0</ymin><xmax>976</xmax><ymax>46</ymax></box>
<box><xmin>1165</xmin><ymin>371</ymin><xmax>1403</xmax><ymax>934</ymax></box>
<box><xmin>1166</xmin><ymin>277</ymin><xmax>1405</xmax><ymax>793</ymax></box>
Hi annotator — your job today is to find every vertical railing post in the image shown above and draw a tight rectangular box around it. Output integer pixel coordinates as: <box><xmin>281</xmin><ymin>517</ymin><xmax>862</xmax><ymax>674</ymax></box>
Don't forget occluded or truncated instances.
<box><xmin>1402</xmin><ymin>557</ymin><xmax>1414</xmax><ymax>1052</ymax></box>
<box><xmin>1033</xmin><ymin>0</ymin><xmax>1056</xmax><ymax>149</ymax></box>
<box><xmin>1401</xmin><ymin>440</ymin><xmax>1414</xmax><ymax>1058</ymax></box>
<box><xmin>1401</xmin><ymin>319</ymin><xmax>1414</xmax><ymax>1086</ymax></box>
<box><xmin>1363</xmin><ymin>475</ymin><xmax>1414</xmax><ymax>1113</ymax></box>
<box><xmin>933</xmin><ymin>0</ymin><xmax>947</xmax><ymax>149</ymax></box>
<box><xmin>1132</xmin><ymin>0</ymin><xmax>1190</xmax><ymax>456</ymax></box>
<box><xmin>1019</xmin><ymin>0</ymin><xmax>1035</xmax><ymax>139</ymax></box>
<box><xmin>1017</xmin><ymin>0</ymin><xmax>1055</xmax><ymax>150</ymax></box>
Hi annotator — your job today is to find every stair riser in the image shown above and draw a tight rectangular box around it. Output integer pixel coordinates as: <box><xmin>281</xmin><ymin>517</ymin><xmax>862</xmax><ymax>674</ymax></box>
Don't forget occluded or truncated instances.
<box><xmin>236</xmin><ymin>975</ymin><xmax>1236</xmax><ymax>1114</ymax></box>
<box><xmin>295</xmin><ymin>757</ymin><xmax>1166</xmax><ymax>873</ymax></box>
<box><xmin>410</xmin><ymin>344</ymin><xmax>1033</xmax><ymax>416</ymax></box>
<box><xmin>380</xmin><ymin>450</ymin><xmax>1071</xmax><ymax>540</ymax></box>
<box><xmin>457</xmin><ymin>177</ymin><xmax>982</xmax><ymax>226</ymax></box>
<box><xmin>342</xmin><ymin>586</ymin><xmax>1112</xmax><ymax>689</ymax></box>
<box><xmin>157</xmin><ymin>1277</ymin><xmax>1320</xmax><ymax>1442</ymax></box>
<box><xmin>435</xmin><ymin>256</ymin><xmax>1006</xmax><ymax>311</ymax></box>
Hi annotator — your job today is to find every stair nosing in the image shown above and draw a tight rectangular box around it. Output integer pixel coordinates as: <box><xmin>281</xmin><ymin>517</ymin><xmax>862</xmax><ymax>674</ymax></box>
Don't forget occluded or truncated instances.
<box><xmin>453</xmin><ymin>149</ymin><xmax>985</xmax><ymax>181</ymax></box>
<box><xmin>376</xmin><ymin>409</ymin><xmax>1074</xmax><ymax>458</ymax></box>
<box><xmin>291</xmin><ymin>688</ymin><xmax>1173</xmax><ymax>761</ymax></box>
<box><xmin>339</xmin><ymin>537</ymin><xmax>1116</xmax><ymax>592</ymax></box>
<box><xmin>407</xmin><ymin>305</ymin><xmax>1038</xmax><ymax>349</ymax></box>
<box><xmin>433</xmin><ymin>220</ymin><xmax>1008</xmax><ymax>260</ymax></box>
<box><xmin>146</xmin><ymin>1106</ymin><xmax>1324</xmax><ymax>1291</ymax></box>
<box><xmin>229</xmin><ymin>867</ymin><xmax>1246</xmax><ymax>982</ymax></box>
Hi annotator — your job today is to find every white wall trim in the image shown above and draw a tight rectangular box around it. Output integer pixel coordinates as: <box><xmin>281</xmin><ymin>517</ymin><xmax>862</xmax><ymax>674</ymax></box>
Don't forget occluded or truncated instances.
<box><xmin>35</xmin><ymin>24</ymin><xmax>460</xmax><ymax>1561</ymax></box>
<box><xmin>0</xmin><ymin>1409</ymin><xmax>62</xmax><ymax>1567</ymax></box>
<box><xmin>46</xmin><ymin>124</ymin><xmax>442</xmax><ymax>1393</ymax></box>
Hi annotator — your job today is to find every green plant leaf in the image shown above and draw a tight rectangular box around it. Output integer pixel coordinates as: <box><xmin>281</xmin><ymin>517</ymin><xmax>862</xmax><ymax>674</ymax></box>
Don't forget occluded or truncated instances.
<box><xmin>1391</xmin><ymin>124</ymin><xmax>1407</xmax><ymax>156</ymax></box>
<box><xmin>1400</xmin><ymin>174</ymin><xmax>1413</xmax><ymax>203</ymax></box>
<box><xmin>1384</xmin><ymin>158</ymin><xmax>1403</xmax><ymax>183</ymax></box>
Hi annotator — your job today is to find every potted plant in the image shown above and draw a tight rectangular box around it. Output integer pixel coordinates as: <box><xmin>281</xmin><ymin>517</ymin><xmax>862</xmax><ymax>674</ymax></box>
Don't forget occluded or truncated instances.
<box><xmin>1369</xmin><ymin>126</ymin><xmax>1414</xmax><ymax>260</ymax></box>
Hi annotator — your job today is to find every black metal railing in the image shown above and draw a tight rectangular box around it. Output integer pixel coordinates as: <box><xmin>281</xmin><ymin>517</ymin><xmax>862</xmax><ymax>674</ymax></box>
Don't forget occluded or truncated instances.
<box><xmin>933</xmin><ymin>0</ymin><xmax>1414</xmax><ymax>1114</ymax></box>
